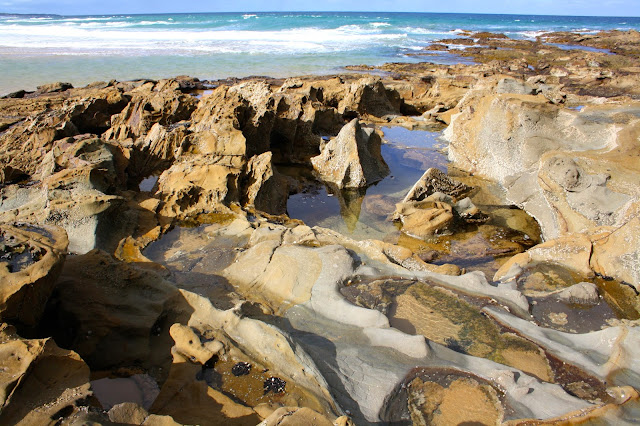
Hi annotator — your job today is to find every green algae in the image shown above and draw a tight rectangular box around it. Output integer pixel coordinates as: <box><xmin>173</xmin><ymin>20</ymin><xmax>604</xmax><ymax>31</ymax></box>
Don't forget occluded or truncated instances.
<box><xmin>177</xmin><ymin>212</ymin><xmax>236</xmax><ymax>228</ymax></box>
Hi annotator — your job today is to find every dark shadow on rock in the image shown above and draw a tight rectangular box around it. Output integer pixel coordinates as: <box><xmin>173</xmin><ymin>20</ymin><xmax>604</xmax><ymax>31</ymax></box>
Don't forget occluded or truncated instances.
<box><xmin>267</xmin><ymin>315</ymin><xmax>373</xmax><ymax>424</ymax></box>
<box><xmin>39</xmin><ymin>250</ymin><xmax>195</xmax><ymax>386</ymax></box>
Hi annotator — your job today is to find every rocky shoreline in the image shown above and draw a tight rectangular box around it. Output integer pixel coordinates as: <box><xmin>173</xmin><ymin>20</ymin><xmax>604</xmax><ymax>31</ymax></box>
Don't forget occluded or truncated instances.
<box><xmin>1</xmin><ymin>29</ymin><xmax>639</xmax><ymax>425</ymax></box>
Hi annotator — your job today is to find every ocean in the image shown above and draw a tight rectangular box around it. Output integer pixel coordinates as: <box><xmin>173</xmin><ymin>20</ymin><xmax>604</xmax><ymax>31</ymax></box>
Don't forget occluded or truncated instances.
<box><xmin>1</xmin><ymin>12</ymin><xmax>639</xmax><ymax>95</ymax></box>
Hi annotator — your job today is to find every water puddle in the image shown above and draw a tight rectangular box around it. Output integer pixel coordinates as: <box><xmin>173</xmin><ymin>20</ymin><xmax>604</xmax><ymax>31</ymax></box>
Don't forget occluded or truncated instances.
<box><xmin>285</xmin><ymin>126</ymin><xmax>447</xmax><ymax>241</ymax></box>
<box><xmin>192</xmin><ymin>89</ymin><xmax>215</xmax><ymax>99</ymax></box>
<box><xmin>381</xmin><ymin>367</ymin><xmax>509</xmax><ymax>424</ymax></box>
<box><xmin>90</xmin><ymin>374</ymin><xmax>160</xmax><ymax>411</ymax></box>
<box><xmin>517</xmin><ymin>263</ymin><xmax>639</xmax><ymax>333</ymax></box>
<box><xmin>199</xmin><ymin>356</ymin><xmax>326</xmax><ymax>413</ymax></box>
<box><xmin>547</xmin><ymin>43</ymin><xmax>612</xmax><ymax>54</ymax></box>
<box><xmin>138</xmin><ymin>175</ymin><xmax>159</xmax><ymax>192</ymax></box>
<box><xmin>285</xmin><ymin>125</ymin><xmax>541</xmax><ymax>276</ymax></box>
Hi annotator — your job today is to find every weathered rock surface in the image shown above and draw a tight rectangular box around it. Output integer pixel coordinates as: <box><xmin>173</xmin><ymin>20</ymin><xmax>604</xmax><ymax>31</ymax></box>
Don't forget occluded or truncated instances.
<box><xmin>311</xmin><ymin>118</ymin><xmax>389</xmax><ymax>189</ymax></box>
<box><xmin>41</xmin><ymin>249</ymin><xmax>179</xmax><ymax>371</ymax></box>
<box><xmin>0</xmin><ymin>85</ymin><xmax>128</xmax><ymax>183</ymax></box>
<box><xmin>402</xmin><ymin>167</ymin><xmax>471</xmax><ymax>203</ymax></box>
<box><xmin>393</xmin><ymin>192</ymin><xmax>488</xmax><ymax>239</ymax></box>
<box><xmin>445</xmin><ymin>77</ymin><xmax>640</xmax><ymax>289</ymax></box>
<box><xmin>0</xmin><ymin>224</ymin><xmax>68</xmax><ymax>328</ymax></box>
<box><xmin>0</xmin><ymin>136</ymin><xmax>130</xmax><ymax>254</ymax></box>
<box><xmin>393</xmin><ymin>198</ymin><xmax>455</xmax><ymax>238</ymax></box>
<box><xmin>0</xmin><ymin>323</ymin><xmax>91</xmax><ymax>425</ymax></box>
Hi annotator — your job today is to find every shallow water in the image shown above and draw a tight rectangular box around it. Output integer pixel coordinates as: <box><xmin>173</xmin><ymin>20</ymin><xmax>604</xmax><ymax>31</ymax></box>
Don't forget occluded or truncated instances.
<box><xmin>285</xmin><ymin>126</ymin><xmax>447</xmax><ymax>241</ymax></box>
<box><xmin>285</xmin><ymin>126</ymin><xmax>541</xmax><ymax>276</ymax></box>
<box><xmin>547</xmin><ymin>43</ymin><xmax>612</xmax><ymax>54</ymax></box>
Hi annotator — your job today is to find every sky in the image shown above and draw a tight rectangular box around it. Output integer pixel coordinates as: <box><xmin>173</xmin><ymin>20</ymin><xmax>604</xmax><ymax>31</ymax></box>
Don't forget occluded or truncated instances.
<box><xmin>1</xmin><ymin>0</ymin><xmax>639</xmax><ymax>17</ymax></box>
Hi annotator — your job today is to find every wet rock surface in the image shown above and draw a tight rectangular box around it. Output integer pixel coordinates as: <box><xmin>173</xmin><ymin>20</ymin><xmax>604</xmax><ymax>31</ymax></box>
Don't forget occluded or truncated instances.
<box><xmin>0</xmin><ymin>30</ymin><xmax>639</xmax><ymax>424</ymax></box>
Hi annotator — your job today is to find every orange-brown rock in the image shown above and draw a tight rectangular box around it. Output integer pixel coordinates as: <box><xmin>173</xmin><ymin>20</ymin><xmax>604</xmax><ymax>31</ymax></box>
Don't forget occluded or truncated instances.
<box><xmin>0</xmin><ymin>224</ymin><xmax>68</xmax><ymax>328</ymax></box>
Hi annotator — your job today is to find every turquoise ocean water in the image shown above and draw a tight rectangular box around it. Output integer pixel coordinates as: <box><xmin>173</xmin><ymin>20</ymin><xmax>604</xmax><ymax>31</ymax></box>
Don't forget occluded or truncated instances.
<box><xmin>1</xmin><ymin>12</ymin><xmax>639</xmax><ymax>95</ymax></box>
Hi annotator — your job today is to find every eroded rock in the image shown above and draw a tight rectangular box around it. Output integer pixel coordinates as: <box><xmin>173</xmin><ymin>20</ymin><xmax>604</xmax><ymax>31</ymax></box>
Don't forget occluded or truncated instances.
<box><xmin>311</xmin><ymin>118</ymin><xmax>389</xmax><ymax>189</ymax></box>
<box><xmin>0</xmin><ymin>323</ymin><xmax>91</xmax><ymax>425</ymax></box>
<box><xmin>0</xmin><ymin>224</ymin><xmax>68</xmax><ymax>328</ymax></box>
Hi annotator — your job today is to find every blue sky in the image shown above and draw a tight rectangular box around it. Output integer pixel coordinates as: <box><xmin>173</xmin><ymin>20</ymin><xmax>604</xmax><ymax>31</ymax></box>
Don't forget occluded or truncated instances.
<box><xmin>1</xmin><ymin>0</ymin><xmax>639</xmax><ymax>17</ymax></box>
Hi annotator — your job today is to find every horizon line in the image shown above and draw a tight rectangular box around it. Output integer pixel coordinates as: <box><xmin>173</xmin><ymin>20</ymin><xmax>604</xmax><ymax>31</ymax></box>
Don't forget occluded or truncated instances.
<box><xmin>1</xmin><ymin>10</ymin><xmax>639</xmax><ymax>19</ymax></box>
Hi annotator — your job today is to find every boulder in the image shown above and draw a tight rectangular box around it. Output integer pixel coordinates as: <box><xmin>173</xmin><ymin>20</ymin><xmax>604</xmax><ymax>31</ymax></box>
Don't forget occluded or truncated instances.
<box><xmin>241</xmin><ymin>151</ymin><xmax>289</xmax><ymax>215</ymax></box>
<box><xmin>42</xmin><ymin>250</ymin><xmax>179</xmax><ymax>370</ymax></box>
<box><xmin>311</xmin><ymin>118</ymin><xmax>389</xmax><ymax>189</ymax></box>
<box><xmin>402</xmin><ymin>167</ymin><xmax>471</xmax><ymax>203</ymax></box>
<box><xmin>0</xmin><ymin>136</ymin><xmax>129</xmax><ymax>254</ymax></box>
<box><xmin>0</xmin><ymin>224</ymin><xmax>68</xmax><ymax>328</ymax></box>
<box><xmin>393</xmin><ymin>199</ymin><xmax>455</xmax><ymax>238</ymax></box>
<box><xmin>0</xmin><ymin>323</ymin><xmax>91</xmax><ymax>425</ymax></box>
<box><xmin>156</xmin><ymin>156</ymin><xmax>243</xmax><ymax>219</ymax></box>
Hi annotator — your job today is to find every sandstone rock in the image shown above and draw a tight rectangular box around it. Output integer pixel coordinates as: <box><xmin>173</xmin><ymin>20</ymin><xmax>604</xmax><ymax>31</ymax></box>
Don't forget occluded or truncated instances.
<box><xmin>259</xmin><ymin>406</ymin><xmax>334</xmax><ymax>426</ymax></box>
<box><xmin>104</xmin><ymin>84</ymin><xmax>197</xmax><ymax>141</ymax></box>
<box><xmin>494</xmin><ymin>233</ymin><xmax>594</xmax><ymax>283</ymax></box>
<box><xmin>0</xmin><ymin>134</ymin><xmax>133</xmax><ymax>254</ymax></box>
<box><xmin>338</xmin><ymin>77</ymin><xmax>404</xmax><ymax>117</ymax></box>
<box><xmin>394</xmin><ymin>199</ymin><xmax>455</xmax><ymax>238</ymax></box>
<box><xmin>590</xmin><ymin>215</ymin><xmax>640</xmax><ymax>290</ymax></box>
<box><xmin>407</xmin><ymin>376</ymin><xmax>504</xmax><ymax>425</ymax></box>
<box><xmin>485</xmin><ymin>307</ymin><xmax>640</xmax><ymax>389</ymax></box>
<box><xmin>445</xmin><ymin>80</ymin><xmax>640</xmax><ymax>290</ymax></box>
<box><xmin>151</xmin><ymin>363</ymin><xmax>260</xmax><ymax>426</ymax></box>
<box><xmin>156</xmin><ymin>156</ymin><xmax>242</xmax><ymax>219</ymax></box>
<box><xmin>224</xmin><ymin>241</ymin><xmax>353</xmax><ymax>314</ymax></box>
<box><xmin>0</xmin><ymin>87</ymin><xmax>128</xmax><ymax>183</ymax></box>
<box><xmin>108</xmin><ymin>402</ymin><xmax>151</xmax><ymax>424</ymax></box>
<box><xmin>0</xmin><ymin>323</ymin><xmax>91</xmax><ymax>425</ymax></box>
<box><xmin>108</xmin><ymin>402</ymin><xmax>182</xmax><ymax>425</ymax></box>
<box><xmin>241</xmin><ymin>151</ymin><xmax>289</xmax><ymax>215</ymax></box>
<box><xmin>539</xmin><ymin>155</ymin><xmax>631</xmax><ymax>230</ymax></box>
<box><xmin>169</xmin><ymin>323</ymin><xmax>224</xmax><ymax>364</ymax></box>
<box><xmin>128</xmin><ymin>122</ymin><xmax>190</xmax><ymax>183</ymax></box>
<box><xmin>38</xmin><ymin>136</ymin><xmax>122</xmax><ymax>191</ymax></box>
<box><xmin>0</xmin><ymin>224</ymin><xmax>68</xmax><ymax>328</ymax></box>
<box><xmin>42</xmin><ymin>250</ymin><xmax>178</xmax><ymax>370</ymax></box>
<box><xmin>37</xmin><ymin>82</ymin><xmax>73</xmax><ymax>93</ymax></box>
<box><xmin>311</xmin><ymin>118</ymin><xmax>389</xmax><ymax>189</ymax></box>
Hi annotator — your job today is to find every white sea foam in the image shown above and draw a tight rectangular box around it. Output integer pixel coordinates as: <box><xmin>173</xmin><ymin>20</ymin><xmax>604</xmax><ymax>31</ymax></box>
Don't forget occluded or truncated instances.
<box><xmin>371</xmin><ymin>22</ymin><xmax>391</xmax><ymax>27</ymax></box>
<box><xmin>243</xmin><ymin>14</ymin><xmax>258</xmax><ymax>19</ymax></box>
<box><xmin>518</xmin><ymin>30</ymin><xmax>550</xmax><ymax>39</ymax></box>
<box><xmin>400</xmin><ymin>27</ymin><xmax>454</xmax><ymax>36</ymax></box>
<box><xmin>0</xmin><ymin>23</ymin><xmax>408</xmax><ymax>55</ymax></box>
